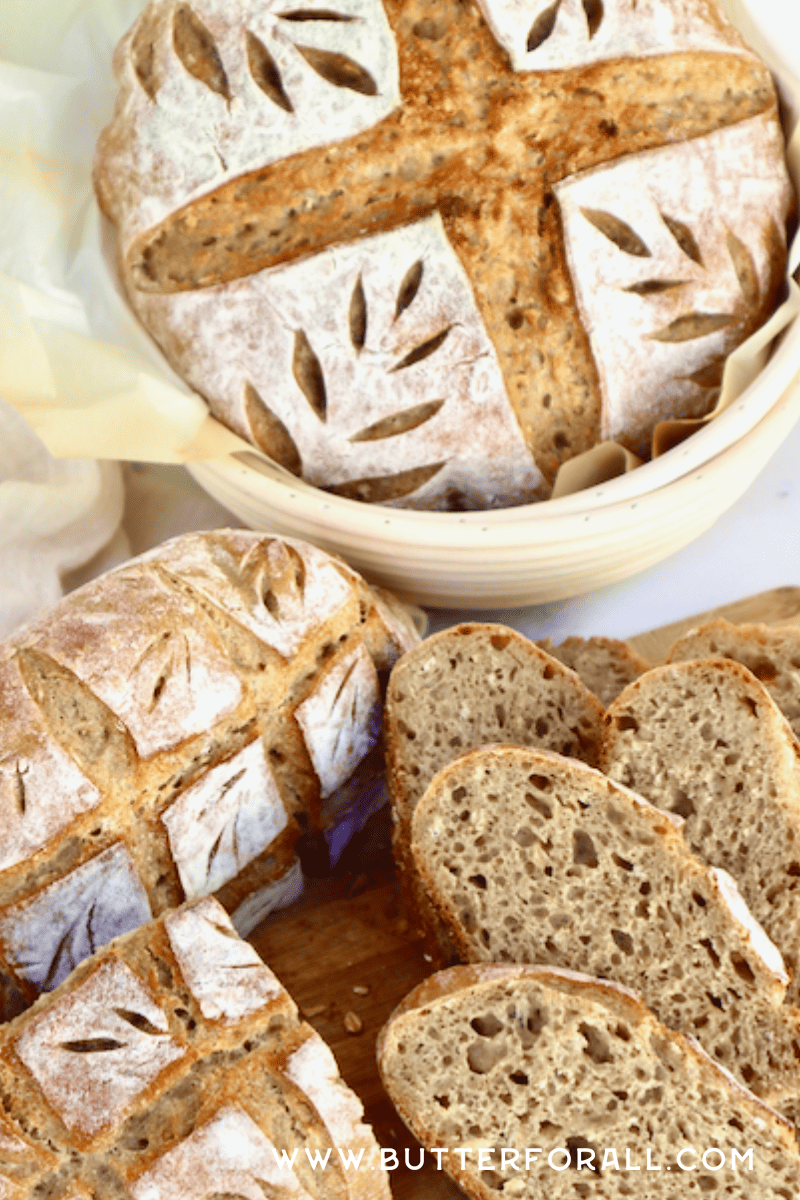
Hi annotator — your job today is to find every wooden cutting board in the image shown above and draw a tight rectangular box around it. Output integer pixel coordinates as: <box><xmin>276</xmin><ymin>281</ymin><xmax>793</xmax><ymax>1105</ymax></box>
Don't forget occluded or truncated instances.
<box><xmin>249</xmin><ymin>587</ymin><xmax>800</xmax><ymax>1200</ymax></box>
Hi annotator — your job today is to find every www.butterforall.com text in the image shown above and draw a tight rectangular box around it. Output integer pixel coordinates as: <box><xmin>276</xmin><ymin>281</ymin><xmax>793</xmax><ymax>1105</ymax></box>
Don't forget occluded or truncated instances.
<box><xmin>269</xmin><ymin>1145</ymin><xmax>755</xmax><ymax>1172</ymax></box>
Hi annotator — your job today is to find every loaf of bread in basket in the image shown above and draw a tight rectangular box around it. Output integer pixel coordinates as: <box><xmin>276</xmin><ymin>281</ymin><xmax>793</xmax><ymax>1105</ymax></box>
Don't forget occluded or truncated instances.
<box><xmin>94</xmin><ymin>0</ymin><xmax>794</xmax><ymax>508</ymax></box>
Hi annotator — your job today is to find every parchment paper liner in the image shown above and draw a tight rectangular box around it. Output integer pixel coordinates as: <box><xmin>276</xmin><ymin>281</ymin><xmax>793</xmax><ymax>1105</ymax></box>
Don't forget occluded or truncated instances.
<box><xmin>0</xmin><ymin>0</ymin><xmax>798</xmax><ymax>500</ymax></box>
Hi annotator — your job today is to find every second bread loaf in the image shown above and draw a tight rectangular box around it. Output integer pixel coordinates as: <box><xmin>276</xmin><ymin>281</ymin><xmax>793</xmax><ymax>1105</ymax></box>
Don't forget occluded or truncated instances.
<box><xmin>0</xmin><ymin>529</ymin><xmax>420</xmax><ymax>1008</ymax></box>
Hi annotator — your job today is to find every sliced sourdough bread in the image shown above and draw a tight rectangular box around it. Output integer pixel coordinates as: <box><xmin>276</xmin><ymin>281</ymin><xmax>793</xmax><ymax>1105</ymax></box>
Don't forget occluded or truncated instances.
<box><xmin>0</xmin><ymin>895</ymin><xmax>389</xmax><ymax>1198</ymax></box>
<box><xmin>666</xmin><ymin>618</ymin><xmax>800</xmax><ymax>741</ymax></box>
<box><xmin>384</xmin><ymin>623</ymin><xmax>605</xmax><ymax>860</ymax></box>
<box><xmin>600</xmin><ymin>658</ymin><xmax>800</xmax><ymax>1003</ymax></box>
<box><xmin>377</xmin><ymin>964</ymin><xmax>800</xmax><ymax>1200</ymax></box>
<box><xmin>384</xmin><ymin>624</ymin><xmax>605</xmax><ymax>958</ymax></box>
<box><xmin>535</xmin><ymin>636</ymin><xmax>650</xmax><ymax>706</ymax></box>
<box><xmin>410</xmin><ymin>744</ymin><xmax>800</xmax><ymax>1107</ymax></box>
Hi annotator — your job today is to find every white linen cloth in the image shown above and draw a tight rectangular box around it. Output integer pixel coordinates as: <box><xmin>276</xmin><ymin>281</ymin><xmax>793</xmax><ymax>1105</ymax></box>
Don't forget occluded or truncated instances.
<box><xmin>0</xmin><ymin>397</ymin><xmax>123</xmax><ymax>635</ymax></box>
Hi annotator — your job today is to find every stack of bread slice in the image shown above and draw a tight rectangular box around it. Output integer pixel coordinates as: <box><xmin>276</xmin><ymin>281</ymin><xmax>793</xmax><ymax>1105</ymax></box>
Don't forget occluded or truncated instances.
<box><xmin>380</xmin><ymin>615</ymin><xmax>800</xmax><ymax>1197</ymax></box>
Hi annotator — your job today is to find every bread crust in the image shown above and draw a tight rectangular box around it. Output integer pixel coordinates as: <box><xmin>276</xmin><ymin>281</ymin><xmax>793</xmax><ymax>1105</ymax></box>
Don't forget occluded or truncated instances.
<box><xmin>0</xmin><ymin>530</ymin><xmax>420</xmax><ymax>1005</ymax></box>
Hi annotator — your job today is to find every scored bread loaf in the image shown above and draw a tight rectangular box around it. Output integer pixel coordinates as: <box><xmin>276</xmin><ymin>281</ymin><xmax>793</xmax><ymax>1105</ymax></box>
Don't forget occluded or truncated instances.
<box><xmin>0</xmin><ymin>529</ymin><xmax>420</xmax><ymax>1008</ymax></box>
<box><xmin>666</xmin><ymin>618</ymin><xmax>800</xmax><ymax>741</ymax></box>
<box><xmin>410</xmin><ymin>743</ymin><xmax>800</xmax><ymax>1108</ymax></box>
<box><xmin>93</xmin><ymin>0</ymin><xmax>793</xmax><ymax>506</ymax></box>
<box><xmin>377</xmin><ymin>963</ymin><xmax>800</xmax><ymax>1199</ymax></box>
<box><xmin>0</xmin><ymin>895</ymin><xmax>390</xmax><ymax>1198</ymax></box>
<box><xmin>600</xmin><ymin>658</ymin><xmax>800</xmax><ymax>1003</ymax></box>
<box><xmin>534</xmin><ymin>635</ymin><xmax>650</xmax><ymax>706</ymax></box>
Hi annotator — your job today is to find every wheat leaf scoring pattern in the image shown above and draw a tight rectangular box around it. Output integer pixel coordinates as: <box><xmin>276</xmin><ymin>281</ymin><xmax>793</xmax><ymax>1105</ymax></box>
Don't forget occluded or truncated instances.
<box><xmin>243</xmin><ymin>381</ymin><xmax>302</xmax><ymax>476</ymax></box>
<box><xmin>60</xmin><ymin>1038</ymin><xmax>126</xmax><ymax>1054</ymax></box>
<box><xmin>246</xmin><ymin>31</ymin><xmax>294</xmax><ymax>112</ymax></box>
<box><xmin>391</xmin><ymin>327</ymin><xmax>452</xmax><ymax>372</ymax></box>
<box><xmin>349</xmin><ymin>275</ymin><xmax>368</xmax><ymax>352</ymax></box>
<box><xmin>685</xmin><ymin>355</ymin><xmax>727</xmax><ymax>388</ymax></box>
<box><xmin>661</xmin><ymin>213</ymin><xmax>703</xmax><ymax>265</ymax></box>
<box><xmin>649</xmin><ymin>312</ymin><xmax>733</xmax><ymax>343</ymax></box>
<box><xmin>583</xmin><ymin>0</ymin><xmax>604</xmax><ymax>38</ymax></box>
<box><xmin>258</xmin><ymin>542</ymin><xmax>307</xmax><ymax>623</ymax></box>
<box><xmin>292</xmin><ymin>330</ymin><xmax>327</xmax><ymax>420</ymax></box>
<box><xmin>132</xmin><ymin>20</ymin><xmax>159</xmax><ymax>99</ymax></box>
<box><xmin>114</xmin><ymin>1008</ymin><xmax>165</xmax><ymax>1035</ymax></box>
<box><xmin>278</xmin><ymin>8</ymin><xmax>357</xmax><ymax>19</ymax></box>
<box><xmin>726</xmin><ymin>230</ymin><xmax>760</xmax><ymax>309</ymax></box>
<box><xmin>527</xmin><ymin>0</ymin><xmax>562</xmax><ymax>51</ymax></box>
<box><xmin>293</xmin><ymin>44</ymin><xmax>377</xmax><ymax>95</ymax></box>
<box><xmin>14</xmin><ymin>764</ymin><xmax>26</xmax><ymax>815</ymax></box>
<box><xmin>580</xmin><ymin>208</ymin><xmax>651</xmax><ymax>257</ymax></box>
<box><xmin>173</xmin><ymin>5</ymin><xmax>231</xmax><ymax>100</ymax></box>
<box><xmin>328</xmin><ymin>460</ymin><xmax>446</xmax><ymax>502</ymax></box>
<box><xmin>623</xmin><ymin>279</ymin><xmax>686</xmax><ymax>295</ymax></box>
<box><xmin>395</xmin><ymin>260</ymin><xmax>424</xmax><ymax>318</ymax></box>
<box><xmin>350</xmin><ymin>398</ymin><xmax>445</xmax><ymax>442</ymax></box>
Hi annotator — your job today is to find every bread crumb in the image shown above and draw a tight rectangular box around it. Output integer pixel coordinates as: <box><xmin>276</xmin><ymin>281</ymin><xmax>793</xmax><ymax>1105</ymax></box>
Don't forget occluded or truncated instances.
<box><xmin>352</xmin><ymin>984</ymin><xmax>370</xmax><ymax>996</ymax></box>
<box><xmin>302</xmin><ymin>1004</ymin><xmax>327</xmax><ymax>1019</ymax></box>
<box><xmin>396</xmin><ymin>918</ymin><xmax>410</xmax><ymax>934</ymax></box>
<box><xmin>344</xmin><ymin>1011</ymin><xmax>363</xmax><ymax>1034</ymax></box>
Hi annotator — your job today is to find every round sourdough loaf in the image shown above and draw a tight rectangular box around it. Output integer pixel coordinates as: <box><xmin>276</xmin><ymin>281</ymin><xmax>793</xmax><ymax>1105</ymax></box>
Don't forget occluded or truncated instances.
<box><xmin>94</xmin><ymin>0</ymin><xmax>794</xmax><ymax>508</ymax></box>
<box><xmin>0</xmin><ymin>530</ymin><xmax>420</xmax><ymax>1014</ymax></box>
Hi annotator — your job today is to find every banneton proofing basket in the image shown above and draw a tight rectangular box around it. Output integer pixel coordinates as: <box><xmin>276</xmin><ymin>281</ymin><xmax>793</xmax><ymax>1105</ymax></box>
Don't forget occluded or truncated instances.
<box><xmin>182</xmin><ymin>0</ymin><xmax>800</xmax><ymax>609</ymax></box>
<box><xmin>189</xmin><ymin>311</ymin><xmax>800</xmax><ymax>607</ymax></box>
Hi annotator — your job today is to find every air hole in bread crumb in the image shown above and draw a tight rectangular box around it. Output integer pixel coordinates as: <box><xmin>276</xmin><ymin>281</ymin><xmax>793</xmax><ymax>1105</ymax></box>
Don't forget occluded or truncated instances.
<box><xmin>472</xmin><ymin>1014</ymin><xmax>504</xmax><ymax>1038</ymax></box>
<box><xmin>525</xmin><ymin>793</ymin><xmax>552</xmax><ymax>819</ymax></box>
<box><xmin>611</xmin><ymin>929</ymin><xmax>634</xmax><ymax>955</ymax></box>
<box><xmin>468</xmin><ymin>874</ymin><xmax>487</xmax><ymax>889</ymax></box>
<box><xmin>730</xmin><ymin>954</ymin><xmax>756</xmax><ymax>985</ymax></box>
<box><xmin>612</xmin><ymin>853</ymin><xmax>633</xmax><ymax>872</ymax></box>
<box><xmin>467</xmin><ymin>1040</ymin><xmax>505</xmax><ymax>1074</ymax></box>
<box><xmin>672</xmin><ymin>790</ymin><xmax>695</xmax><ymax>819</ymax></box>
<box><xmin>615</xmin><ymin>714</ymin><xmax>638</xmax><ymax>732</ymax></box>
<box><xmin>579</xmin><ymin>1023</ymin><xmax>613</xmax><ymax>1064</ymax></box>
<box><xmin>528</xmin><ymin>773</ymin><xmax>552</xmax><ymax>790</ymax></box>
<box><xmin>692</xmin><ymin>891</ymin><xmax>707</xmax><ymax>907</ymax></box>
<box><xmin>573</xmin><ymin>830</ymin><xmax>598</xmax><ymax>867</ymax></box>
<box><xmin>515</xmin><ymin>826</ymin><xmax>535</xmax><ymax>847</ymax></box>
<box><xmin>434</xmin><ymin>1094</ymin><xmax>450</xmax><ymax>1108</ymax></box>
<box><xmin>490</xmin><ymin>634</ymin><xmax>511</xmax><ymax>650</ymax></box>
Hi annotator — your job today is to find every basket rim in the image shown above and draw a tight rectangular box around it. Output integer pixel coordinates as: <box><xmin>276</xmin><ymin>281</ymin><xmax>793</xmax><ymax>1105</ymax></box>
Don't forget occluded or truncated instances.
<box><xmin>191</xmin><ymin>303</ymin><xmax>800</xmax><ymax>545</ymax></box>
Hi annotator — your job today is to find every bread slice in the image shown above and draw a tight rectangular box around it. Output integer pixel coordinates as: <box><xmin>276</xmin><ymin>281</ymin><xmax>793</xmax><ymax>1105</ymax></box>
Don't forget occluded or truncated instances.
<box><xmin>667</xmin><ymin>618</ymin><xmax>800</xmax><ymax>741</ymax></box>
<box><xmin>384</xmin><ymin>624</ymin><xmax>605</xmax><ymax>958</ymax></box>
<box><xmin>377</xmin><ymin>964</ymin><xmax>800</xmax><ymax>1199</ymax></box>
<box><xmin>410</xmin><ymin>743</ymin><xmax>800</xmax><ymax>1107</ymax></box>
<box><xmin>385</xmin><ymin>624</ymin><xmax>605</xmax><ymax>859</ymax></box>
<box><xmin>600</xmin><ymin>658</ymin><xmax>800</xmax><ymax>1003</ymax></box>
<box><xmin>0</xmin><ymin>896</ymin><xmax>389</xmax><ymax>1198</ymax></box>
<box><xmin>535</xmin><ymin>635</ymin><xmax>650</xmax><ymax>706</ymax></box>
